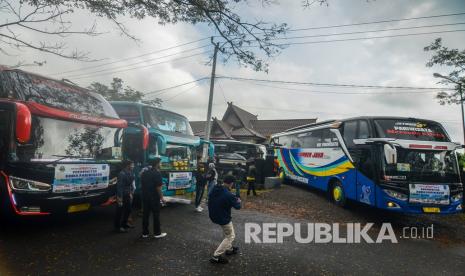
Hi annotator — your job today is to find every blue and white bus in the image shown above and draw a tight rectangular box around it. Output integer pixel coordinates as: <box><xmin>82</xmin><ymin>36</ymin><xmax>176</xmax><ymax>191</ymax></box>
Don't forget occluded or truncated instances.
<box><xmin>271</xmin><ymin>116</ymin><xmax>463</xmax><ymax>214</ymax></box>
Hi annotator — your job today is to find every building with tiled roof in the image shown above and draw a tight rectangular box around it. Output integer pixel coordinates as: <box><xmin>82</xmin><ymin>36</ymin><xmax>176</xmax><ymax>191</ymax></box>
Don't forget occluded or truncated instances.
<box><xmin>190</xmin><ymin>102</ymin><xmax>317</xmax><ymax>144</ymax></box>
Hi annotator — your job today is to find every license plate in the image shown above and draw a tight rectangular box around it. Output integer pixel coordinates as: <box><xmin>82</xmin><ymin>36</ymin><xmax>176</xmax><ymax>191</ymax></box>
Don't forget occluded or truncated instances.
<box><xmin>175</xmin><ymin>189</ymin><xmax>185</xmax><ymax>195</ymax></box>
<box><xmin>68</xmin><ymin>203</ymin><xmax>90</xmax><ymax>213</ymax></box>
<box><xmin>423</xmin><ymin>207</ymin><xmax>440</xmax><ymax>213</ymax></box>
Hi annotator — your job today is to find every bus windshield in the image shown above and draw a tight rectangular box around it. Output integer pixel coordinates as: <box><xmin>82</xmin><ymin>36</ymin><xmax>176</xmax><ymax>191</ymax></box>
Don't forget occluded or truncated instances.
<box><xmin>143</xmin><ymin>107</ymin><xmax>193</xmax><ymax>135</ymax></box>
<box><xmin>0</xmin><ymin>70</ymin><xmax>118</xmax><ymax>118</ymax></box>
<box><xmin>374</xmin><ymin>119</ymin><xmax>449</xmax><ymax>142</ymax></box>
<box><xmin>13</xmin><ymin>116</ymin><xmax>122</xmax><ymax>162</ymax></box>
<box><xmin>112</xmin><ymin>104</ymin><xmax>142</xmax><ymax>124</ymax></box>
<box><xmin>383</xmin><ymin>149</ymin><xmax>460</xmax><ymax>183</ymax></box>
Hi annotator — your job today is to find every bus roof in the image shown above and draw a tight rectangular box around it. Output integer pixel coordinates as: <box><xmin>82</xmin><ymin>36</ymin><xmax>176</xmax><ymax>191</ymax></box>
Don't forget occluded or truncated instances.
<box><xmin>0</xmin><ymin>66</ymin><xmax>121</xmax><ymax>120</ymax></box>
<box><xmin>273</xmin><ymin>116</ymin><xmax>445</xmax><ymax>137</ymax></box>
<box><xmin>1</xmin><ymin>66</ymin><xmax>89</xmax><ymax>94</ymax></box>
<box><xmin>110</xmin><ymin>101</ymin><xmax>189</xmax><ymax>120</ymax></box>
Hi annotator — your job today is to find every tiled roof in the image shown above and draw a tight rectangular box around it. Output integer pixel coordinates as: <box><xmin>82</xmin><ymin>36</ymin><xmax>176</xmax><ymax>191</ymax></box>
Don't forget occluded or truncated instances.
<box><xmin>223</xmin><ymin>103</ymin><xmax>257</xmax><ymax>128</ymax></box>
<box><xmin>190</xmin><ymin>104</ymin><xmax>316</xmax><ymax>140</ymax></box>
<box><xmin>190</xmin><ymin>121</ymin><xmax>206</xmax><ymax>135</ymax></box>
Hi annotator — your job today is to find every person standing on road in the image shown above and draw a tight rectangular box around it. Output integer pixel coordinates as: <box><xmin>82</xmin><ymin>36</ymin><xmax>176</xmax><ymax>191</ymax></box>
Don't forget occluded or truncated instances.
<box><xmin>194</xmin><ymin>158</ymin><xmax>207</xmax><ymax>212</ymax></box>
<box><xmin>208</xmin><ymin>175</ymin><xmax>241</xmax><ymax>264</ymax></box>
<box><xmin>140</xmin><ymin>158</ymin><xmax>167</xmax><ymax>239</ymax></box>
<box><xmin>206</xmin><ymin>162</ymin><xmax>218</xmax><ymax>196</ymax></box>
<box><xmin>114</xmin><ymin>160</ymin><xmax>135</xmax><ymax>233</ymax></box>
<box><xmin>247</xmin><ymin>163</ymin><xmax>257</xmax><ymax>196</ymax></box>
<box><xmin>233</xmin><ymin>163</ymin><xmax>246</xmax><ymax>198</ymax></box>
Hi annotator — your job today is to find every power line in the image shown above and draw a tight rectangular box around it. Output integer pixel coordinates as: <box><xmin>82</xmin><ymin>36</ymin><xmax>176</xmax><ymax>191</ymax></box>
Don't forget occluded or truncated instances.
<box><xmin>239</xmin><ymin>81</ymin><xmax>440</xmax><ymax>95</ymax></box>
<box><xmin>53</xmin><ymin>37</ymin><xmax>210</xmax><ymax>75</ymax></box>
<box><xmin>164</xmin><ymin>83</ymin><xmax>201</xmax><ymax>102</ymax></box>
<box><xmin>242</xmin><ymin>29</ymin><xmax>465</xmax><ymax>48</ymax></box>
<box><xmin>71</xmin><ymin>51</ymin><xmax>211</xmax><ymax>80</ymax></box>
<box><xmin>288</xmin><ymin>12</ymin><xmax>465</xmax><ymax>32</ymax></box>
<box><xmin>144</xmin><ymin>77</ymin><xmax>210</xmax><ymax>96</ymax></box>
<box><xmin>218</xmin><ymin>75</ymin><xmax>453</xmax><ymax>90</ymax></box>
<box><xmin>270</xmin><ymin>22</ymin><xmax>465</xmax><ymax>41</ymax></box>
<box><xmin>62</xmin><ymin>45</ymin><xmax>210</xmax><ymax>79</ymax></box>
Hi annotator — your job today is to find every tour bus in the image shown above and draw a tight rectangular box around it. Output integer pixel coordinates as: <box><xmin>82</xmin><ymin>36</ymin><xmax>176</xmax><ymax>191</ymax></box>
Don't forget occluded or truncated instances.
<box><xmin>110</xmin><ymin>101</ymin><xmax>214</xmax><ymax>200</ymax></box>
<box><xmin>271</xmin><ymin>116</ymin><xmax>463</xmax><ymax>214</ymax></box>
<box><xmin>0</xmin><ymin>66</ymin><xmax>127</xmax><ymax>216</ymax></box>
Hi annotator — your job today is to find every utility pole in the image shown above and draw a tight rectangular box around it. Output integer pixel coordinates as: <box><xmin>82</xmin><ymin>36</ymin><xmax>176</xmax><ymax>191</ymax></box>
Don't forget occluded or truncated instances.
<box><xmin>204</xmin><ymin>38</ymin><xmax>219</xmax><ymax>142</ymax></box>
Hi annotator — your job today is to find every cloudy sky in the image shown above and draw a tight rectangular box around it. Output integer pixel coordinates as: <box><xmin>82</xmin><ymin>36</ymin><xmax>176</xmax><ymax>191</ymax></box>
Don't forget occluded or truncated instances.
<box><xmin>2</xmin><ymin>0</ymin><xmax>465</xmax><ymax>141</ymax></box>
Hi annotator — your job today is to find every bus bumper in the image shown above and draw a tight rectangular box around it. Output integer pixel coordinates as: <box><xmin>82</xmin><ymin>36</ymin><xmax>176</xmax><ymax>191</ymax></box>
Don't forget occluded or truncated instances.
<box><xmin>9</xmin><ymin>189</ymin><xmax>114</xmax><ymax>215</ymax></box>
<box><xmin>375</xmin><ymin>187</ymin><xmax>463</xmax><ymax>214</ymax></box>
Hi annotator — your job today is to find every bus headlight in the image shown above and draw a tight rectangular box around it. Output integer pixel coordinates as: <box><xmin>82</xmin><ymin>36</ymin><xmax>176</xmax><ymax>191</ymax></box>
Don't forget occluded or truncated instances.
<box><xmin>383</xmin><ymin>189</ymin><xmax>408</xmax><ymax>201</ymax></box>
<box><xmin>451</xmin><ymin>193</ymin><xmax>463</xmax><ymax>202</ymax></box>
<box><xmin>9</xmin><ymin>176</ymin><xmax>51</xmax><ymax>192</ymax></box>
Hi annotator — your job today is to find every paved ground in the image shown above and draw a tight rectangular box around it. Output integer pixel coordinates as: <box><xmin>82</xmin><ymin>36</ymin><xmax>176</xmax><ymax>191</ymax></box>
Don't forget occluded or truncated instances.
<box><xmin>0</xmin><ymin>184</ymin><xmax>464</xmax><ymax>275</ymax></box>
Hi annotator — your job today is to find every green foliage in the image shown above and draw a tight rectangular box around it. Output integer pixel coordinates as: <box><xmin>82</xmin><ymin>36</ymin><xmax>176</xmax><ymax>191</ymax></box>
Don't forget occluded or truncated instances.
<box><xmin>1</xmin><ymin>0</ymin><xmax>330</xmax><ymax>71</ymax></box>
<box><xmin>457</xmin><ymin>152</ymin><xmax>465</xmax><ymax>169</ymax></box>
<box><xmin>424</xmin><ymin>38</ymin><xmax>465</xmax><ymax>105</ymax></box>
<box><xmin>89</xmin><ymin>77</ymin><xmax>162</xmax><ymax>107</ymax></box>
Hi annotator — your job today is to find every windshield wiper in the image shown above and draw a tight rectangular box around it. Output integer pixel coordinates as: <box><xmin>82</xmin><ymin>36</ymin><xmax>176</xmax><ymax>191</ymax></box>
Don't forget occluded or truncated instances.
<box><xmin>44</xmin><ymin>155</ymin><xmax>91</xmax><ymax>165</ymax></box>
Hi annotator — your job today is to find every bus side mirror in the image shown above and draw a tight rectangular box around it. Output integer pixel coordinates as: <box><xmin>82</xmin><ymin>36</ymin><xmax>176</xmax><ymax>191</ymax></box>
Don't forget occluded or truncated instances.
<box><xmin>384</xmin><ymin>144</ymin><xmax>397</xmax><ymax>165</ymax></box>
<box><xmin>15</xmin><ymin>103</ymin><xmax>31</xmax><ymax>144</ymax></box>
<box><xmin>141</xmin><ymin>125</ymin><xmax>149</xmax><ymax>150</ymax></box>
<box><xmin>156</xmin><ymin>135</ymin><xmax>167</xmax><ymax>155</ymax></box>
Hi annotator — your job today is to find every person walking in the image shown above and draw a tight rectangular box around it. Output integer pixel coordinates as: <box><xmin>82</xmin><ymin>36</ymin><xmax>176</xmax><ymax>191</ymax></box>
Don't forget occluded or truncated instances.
<box><xmin>114</xmin><ymin>160</ymin><xmax>135</xmax><ymax>233</ymax></box>
<box><xmin>194</xmin><ymin>158</ymin><xmax>207</xmax><ymax>212</ymax></box>
<box><xmin>206</xmin><ymin>162</ymin><xmax>218</xmax><ymax>196</ymax></box>
<box><xmin>208</xmin><ymin>175</ymin><xmax>241</xmax><ymax>264</ymax></box>
<box><xmin>233</xmin><ymin>163</ymin><xmax>246</xmax><ymax>198</ymax></box>
<box><xmin>140</xmin><ymin>158</ymin><xmax>167</xmax><ymax>239</ymax></box>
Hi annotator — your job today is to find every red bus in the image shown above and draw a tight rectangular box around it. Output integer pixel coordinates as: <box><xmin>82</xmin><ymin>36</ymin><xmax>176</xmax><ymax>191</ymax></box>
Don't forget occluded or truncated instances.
<box><xmin>0</xmin><ymin>66</ymin><xmax>127</xmax><ymax>216</ymax></box>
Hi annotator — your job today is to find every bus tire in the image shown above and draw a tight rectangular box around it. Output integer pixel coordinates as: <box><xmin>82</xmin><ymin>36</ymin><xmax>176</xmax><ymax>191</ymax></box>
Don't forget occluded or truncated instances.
<box><xmin>330</xmin><ymin>180</ymin><xmax>347</xmax><ymax>207</ymax></box>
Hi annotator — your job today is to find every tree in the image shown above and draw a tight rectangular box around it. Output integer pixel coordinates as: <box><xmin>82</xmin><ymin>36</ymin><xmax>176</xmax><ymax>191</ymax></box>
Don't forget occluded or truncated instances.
<box><xmin>1</xmin><ymin>0</ymin><xmax>327</xmax><ymax>72</ymax></box>
<box><xmin>89</xmin><ymin>77</ymin><xmax>163</xmax><ymax>107</ymax></box>
<box><xmin>424</xmin><ymin>38</ymin><xmax>465</xmax><ymax>105</ymax></box>
<box><xmin>0</xmin><ymin>0</ymin><xmax>100</xmax><ymax>63</ymax></box>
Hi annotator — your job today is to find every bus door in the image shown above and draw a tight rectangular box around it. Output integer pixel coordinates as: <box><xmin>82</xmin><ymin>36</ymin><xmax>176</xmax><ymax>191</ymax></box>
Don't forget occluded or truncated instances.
<box><xmin>342</xmin><ymin>120</ymin><xmax>376</xmax><ymax>205</ymax></box>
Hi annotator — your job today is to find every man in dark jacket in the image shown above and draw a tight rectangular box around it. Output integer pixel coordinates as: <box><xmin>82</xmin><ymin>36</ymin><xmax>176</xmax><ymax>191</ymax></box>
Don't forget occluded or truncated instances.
<box><xmin>140</xmin><ymin>158</ymin><xmax>167</xmax><ymax>239</ymax></box>
<box><xmin>114</xmin><ymin>160</ymin><xmax>135</xmax><ymax>233</ymax></box>
<box><xmin>208</xmin><ymin>175</ymin><xmax>241</xmax><ymax>264</ymax></box>
<box><xmin>233</xmin><ymin>163</ymin><xmax>246</xmax><ymax>197</ymax></box>
<box><xmin>194</xmin><ymin>158</ymin><xmax>207</xmax><ymax>212</ymax></box>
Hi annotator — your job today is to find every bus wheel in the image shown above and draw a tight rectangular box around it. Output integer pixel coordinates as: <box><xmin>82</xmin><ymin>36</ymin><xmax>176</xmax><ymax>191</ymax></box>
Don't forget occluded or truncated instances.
<box><xmin>330</xmin><ymin>181</ymin><xmax>346</xmax><ymax>207</ymax></box>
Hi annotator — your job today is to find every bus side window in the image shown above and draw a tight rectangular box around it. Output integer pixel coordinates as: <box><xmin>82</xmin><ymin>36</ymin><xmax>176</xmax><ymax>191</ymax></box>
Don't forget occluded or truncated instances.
<box><xmin>321</xmin><ymin>129</ymin><xmax>339</xmax><ymax>147</ymax></box>
<box><xmin>342</xmin><ymin>121</ymin><xmax>357</xmax><ymax>148</ymax></box>
<box><xmin>290</xmin><ymin>134</ymin><xmax>302</xmax><ymax>148</ymax></box>
<box><xmin>358</xmin><ymin>120</ymin><xmax>370</xmax><ymax>139</ymax></box>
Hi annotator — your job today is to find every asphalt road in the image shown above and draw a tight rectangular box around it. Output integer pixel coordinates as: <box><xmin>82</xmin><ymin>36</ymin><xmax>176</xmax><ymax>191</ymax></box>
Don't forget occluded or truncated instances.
<box><xmin>0</xmin><ymin>185</ymin><xmax>464</xmax><ymax>275</ymax></box>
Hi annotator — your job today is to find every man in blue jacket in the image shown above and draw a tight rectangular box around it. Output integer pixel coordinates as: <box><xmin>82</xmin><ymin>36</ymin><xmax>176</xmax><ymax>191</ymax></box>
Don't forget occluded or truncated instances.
<box><xmin>208</xmin><ymin>175</ymin><xmax>241</xmax><ymax>264</ymax></box>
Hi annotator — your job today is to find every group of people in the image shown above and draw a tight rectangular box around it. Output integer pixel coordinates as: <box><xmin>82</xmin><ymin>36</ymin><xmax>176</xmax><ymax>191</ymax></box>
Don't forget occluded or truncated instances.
<box><xmin>114</xmin><ymin>158</ymin><xmax>167</xmax><ymax>239</ymax></box>
<box><xmin>113</xmin><ymin>157</ymin><xmax>247</xmax><ymax>265</ymax></box>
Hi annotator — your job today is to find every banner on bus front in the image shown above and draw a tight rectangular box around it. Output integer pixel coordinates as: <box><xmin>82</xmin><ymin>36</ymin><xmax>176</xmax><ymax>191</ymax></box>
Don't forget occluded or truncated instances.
<box><xmin>53</xmin><ymin>164</ymin><xmax>110</xmax><ymax>193</ymax></box>
<box><xmin>168</xmin><ymin>172</ymin><xmax>192</xmax><ymax>190</ymax></box>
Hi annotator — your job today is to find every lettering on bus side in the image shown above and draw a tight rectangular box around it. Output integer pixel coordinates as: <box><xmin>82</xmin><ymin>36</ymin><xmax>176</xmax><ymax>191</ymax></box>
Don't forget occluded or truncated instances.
<box><xmin>288</xmin><ymin>174</ymin><xmax>309</xmax><ymax>184</ymax></box>
<box><xmin>298</xmin><ymin>152</ymin><xmax>325</xmax><ymax>158</ymax></box>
